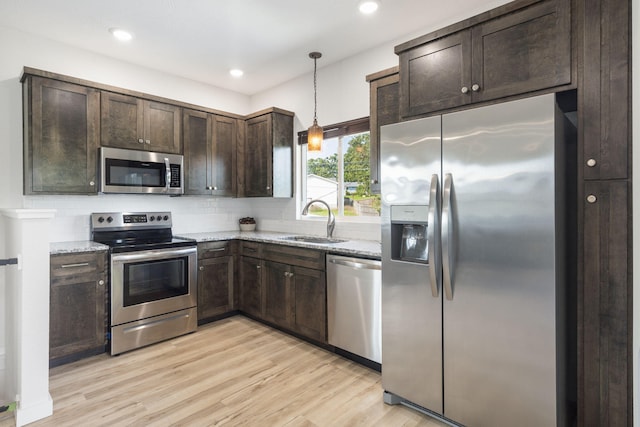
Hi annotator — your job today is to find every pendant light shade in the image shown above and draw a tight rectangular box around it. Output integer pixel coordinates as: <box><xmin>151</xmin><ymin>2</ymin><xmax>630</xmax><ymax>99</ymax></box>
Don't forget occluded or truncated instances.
<box><xmin>307</xmin><ymin>51</ymin><xmax>323</xmax><ymax>152</ymax></box>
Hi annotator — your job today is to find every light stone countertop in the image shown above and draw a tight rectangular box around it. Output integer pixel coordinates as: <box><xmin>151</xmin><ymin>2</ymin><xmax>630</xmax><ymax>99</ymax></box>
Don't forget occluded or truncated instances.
<box><xmin>177</xmin><ymin>231</ymin><xmax>382</xmax><ymax>259</ymax></box>
<box><xmin>50</xmin><ymin>240</ymin><xmax>109</xmax><ymax>255</ymax></box>
<box><xmin>49</xmin><ymin>231</ymin><xmax>381</xmax><ymax>259</ymax></box>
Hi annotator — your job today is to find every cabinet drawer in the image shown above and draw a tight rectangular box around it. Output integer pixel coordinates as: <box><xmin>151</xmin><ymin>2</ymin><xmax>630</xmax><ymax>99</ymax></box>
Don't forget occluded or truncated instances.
<box><xmin>50</xmin><ymin>251</ymin><xmax>106</xmax><ymax>280</ymax></box>
<box><xmin>240</xmin><ymin>241</ymin><xmax>263</xmax><ymax>258</ymax></box>
<box><xmin>263</xmin><ymin>244</ymin><xmax>324</xmax><ymax>270</ymax></box>
<box><xmin>198</xmin><ymin>241</ymin><xmax>233</xmax><ymax>259</ymax></box>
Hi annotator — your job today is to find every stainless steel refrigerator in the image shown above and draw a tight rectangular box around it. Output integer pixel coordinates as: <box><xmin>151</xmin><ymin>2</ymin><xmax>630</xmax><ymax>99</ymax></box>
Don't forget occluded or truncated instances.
<box><xmin>380</xmin><ymin>93</ymin><xmax>571</xmax><ymax>426</ymax></box>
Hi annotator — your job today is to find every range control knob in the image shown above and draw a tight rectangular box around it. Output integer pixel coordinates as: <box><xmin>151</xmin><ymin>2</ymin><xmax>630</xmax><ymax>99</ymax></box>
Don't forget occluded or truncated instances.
<box><xmin>163</xmin><ymin>215</ymin><xmax>169</xmax><ymax>221</ymax></box>
<box><xmin>97</xmin><ymin>216</ymin><xmax>105</xmax><ymax>223</ymax></box>
<box><xmin>106</xmin><ymin>216</ymin><xmax>113</xmax><ymax>223</ymax></box>
<box><xmin>149</xmin><ymin>216</ymin><xmax>155</xmax><ymax>221</ymax></box>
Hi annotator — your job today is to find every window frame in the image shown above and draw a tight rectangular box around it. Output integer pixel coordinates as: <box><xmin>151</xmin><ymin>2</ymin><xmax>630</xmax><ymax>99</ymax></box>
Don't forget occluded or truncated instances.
<box><xmin>298</xmin><ymin>117</ymin><xmax>380</xmax><ymax>223</ymax></box>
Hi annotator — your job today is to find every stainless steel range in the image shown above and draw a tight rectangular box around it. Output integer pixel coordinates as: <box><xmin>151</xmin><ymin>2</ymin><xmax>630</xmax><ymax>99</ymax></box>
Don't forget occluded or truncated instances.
<box><xmin>91</xmin><ymin>211</ymin><xmax>197</xmax><ymax>355</ymax></box>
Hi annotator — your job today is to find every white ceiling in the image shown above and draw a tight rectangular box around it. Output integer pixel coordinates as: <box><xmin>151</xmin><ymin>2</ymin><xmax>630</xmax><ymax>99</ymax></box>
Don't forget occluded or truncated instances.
<box><xmin>0</xmin><ymin>0</ymin><xmax>511</xmax><ymax>95</ymax></box>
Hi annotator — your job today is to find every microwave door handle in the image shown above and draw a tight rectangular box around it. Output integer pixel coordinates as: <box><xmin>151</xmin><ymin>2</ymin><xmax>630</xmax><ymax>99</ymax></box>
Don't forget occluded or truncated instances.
<box><xmin>164</xmin><ymin>157</ymin><xmax>171</xmax><ymax>193</ymax></box>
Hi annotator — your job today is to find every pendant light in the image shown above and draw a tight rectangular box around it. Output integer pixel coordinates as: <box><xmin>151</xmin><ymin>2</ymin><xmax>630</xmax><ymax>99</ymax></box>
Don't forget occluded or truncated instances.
<box><xmin>307</xmin><ymin>51</ymin><xmax>323</xmax><ymax>152</ymax></box>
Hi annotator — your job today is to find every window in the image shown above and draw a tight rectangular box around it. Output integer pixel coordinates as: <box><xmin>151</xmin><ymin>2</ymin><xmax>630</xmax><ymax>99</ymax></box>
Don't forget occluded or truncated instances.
<box><xmin>299</xmin><ymin>117</ymin><xmax>380</xmax><ymax>219</ymax></box>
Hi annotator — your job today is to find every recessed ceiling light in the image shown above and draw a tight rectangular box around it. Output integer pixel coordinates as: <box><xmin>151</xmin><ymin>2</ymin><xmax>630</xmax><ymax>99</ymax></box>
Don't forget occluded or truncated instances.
<box><xmin>109</xmin><ymin>28</ymin><xmax>133</xmax><ymax>42</ymax></box>
<box><xmin>358</xmin><ymin>0</ymin><xmax>379</xmax><ymax>14</ymax></box>
<box><xmin>230</xmin><ymin>69</ymin><xmax>244</xmax><ymax>78</ymax></box>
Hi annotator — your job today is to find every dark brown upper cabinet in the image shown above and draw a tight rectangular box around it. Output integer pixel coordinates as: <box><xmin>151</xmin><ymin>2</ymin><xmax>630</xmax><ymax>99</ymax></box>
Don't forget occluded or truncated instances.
<box><xmin>397</xmin><ymin>0</ymin><xmax>572</xmax><ymax>118</ymax></box>
<box><xmin>183</xmin><ymin>109</ymin><xmax>238</xmax><ymax>196</ymax></box>
<box><xmin>366</xmin><ymin>67</ymin><xmax>400</xmax><ymax>194</ymax></box>
<box><xmin>23</xmin><ymin>76</ymin><xmax>100</xmax><ymax>195</ymax></box>
<box><xmin>238</xmin><ymin>109</ymin><xmax>294</xmax><ymax>198</ymax></box>
<box><xmin>101</xmin><ymin>92</ymin><xmax>182</xmax><ymax>154</ymax></box>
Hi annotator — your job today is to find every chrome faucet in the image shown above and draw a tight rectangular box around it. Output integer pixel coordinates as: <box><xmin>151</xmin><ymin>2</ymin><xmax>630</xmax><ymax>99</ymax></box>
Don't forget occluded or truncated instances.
<box><xmin>301</xmin><ymin>199</ymin><xmax>335</xmax><ymax>238</ymax></box>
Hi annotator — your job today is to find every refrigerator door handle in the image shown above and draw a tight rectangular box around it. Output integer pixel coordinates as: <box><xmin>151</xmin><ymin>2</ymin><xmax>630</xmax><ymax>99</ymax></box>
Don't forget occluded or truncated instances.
<box><xmin>442</xmin><ymin>173</ymin><xmax>454</xmax><ymax>300</ymax></box>
<box><xmin>427</xmin><ymin>174</ymin><xmax>441</xmax><ymax>297</ymax></box>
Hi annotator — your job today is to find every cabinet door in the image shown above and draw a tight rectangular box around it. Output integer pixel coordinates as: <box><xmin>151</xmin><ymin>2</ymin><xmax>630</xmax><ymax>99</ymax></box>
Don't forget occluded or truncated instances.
<box><xmin>263</xmin><ymin>260</ymin><xmax>291</xmax><ymax>328</ymax></box>
<box><xmin>101</xmin><ymin>92</ymin><xmax>145</xmax><ymax>150</ymax></box>
<box><xmin>144</xmin><ymin>100</ymin><xmax>182</xmax><ymax>154</ymax></box>
<box><xmin>399</xmin><ymin>30</ymin><xmax>472</xmax><ymax>117</ymax></box>
<box><xmin>242</xmin><ymin>114</ymin><xmax>273</xmax><ymax>197</ymax></box>
<box><xmin>211</xmin><ymin>115</ymin><xmax>237</xmax><ymax>196</ymax></box>
<box><xmin>25</xmin><ymin>77</ymin><xmax>100</xmax><ymax>194</ymax></box>
<box><xmin>291</xmin><ymin>266</ymin><xmax>326</xmax><ymax>343</ymax></box>
<box><xmin>239</xmin><ymin>256</ymin><xmax>264</xmax><ymax>318</ymax></box>
<box><xmin>581</xmin><ymin>0</ymin><xmax>630</xmax><ymax>180</ymax></box>
<box><xmin>49</xmin><ymin>252</ymin><xmax>107</xmax><ymax>363</ymax></box>
<box><xmin>581</xmin><ymin>181</ymin><xmax>630</xmax><ymax>426</ymax></box>
<box><xmin>183</xmin><ymin>109</ymin><xmax>212</xmax><ymax>195</ymax></box>
<box><xmin>368</xmin><ymin>69</ymin><xmax>399</xmax><ymax>194</ymax></box>
<box><xmin>198</xmin><ymin>255</ymin><xmax>234</xmax><ymax>321</ymax></box>
<box><xmin>470</xmin><ymin>0</ymin><xmax>571</xmax><ymax>103</ymax></box>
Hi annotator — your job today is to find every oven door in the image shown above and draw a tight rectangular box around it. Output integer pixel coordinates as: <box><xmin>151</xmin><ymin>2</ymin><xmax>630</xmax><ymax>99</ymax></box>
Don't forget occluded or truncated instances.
<box><xmin>111</xmin><ymin>246</ymin><xmax>197</xmax><ymax>326</ymax></box>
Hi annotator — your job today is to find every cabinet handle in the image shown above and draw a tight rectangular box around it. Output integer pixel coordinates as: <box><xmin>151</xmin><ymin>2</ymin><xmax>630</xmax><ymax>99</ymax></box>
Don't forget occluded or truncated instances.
<box><xmin>461</xmin><ymin>86</ymin><xmax>469</xmax><ymax>94</ymax></box>
<box><xmin>199</xmin><ymin>266</ymin><xmax>205</xmax><ymax>271</ymax></box>
<box><xmin>60</xmin><ymin>262</ymin><xmax>89</xmax><ymax>269</ymax></box>
<box><xmin>205</xmin><ymin>248</ymin><xmax>226</xmax><ymax>254</ymax></box>
<box><xmin>471</xmin><ymin>84</ymin><xmax>480</xmax><ymax>92</ymax></box>
<box><xmin>145</xmin><ymin>140</ymin><xmax>151</xmax><ymax>145</ymax></box>
<box><xmin>138</xmin><ymin>139</ymin><xmax>144</xmax><ymax>144</ymax></box>
<box><xmin>98</xmin><ymin>280</ymin><xmax>104</xmax><ymax>286</ymax></box>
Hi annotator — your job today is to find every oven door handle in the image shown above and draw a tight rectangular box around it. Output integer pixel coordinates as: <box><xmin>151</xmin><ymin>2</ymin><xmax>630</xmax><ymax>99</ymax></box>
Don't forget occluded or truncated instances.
<box><xmin>111</xmin><ymin>246</ymin><xmax>196</xmax><ymax>263</ymax></box>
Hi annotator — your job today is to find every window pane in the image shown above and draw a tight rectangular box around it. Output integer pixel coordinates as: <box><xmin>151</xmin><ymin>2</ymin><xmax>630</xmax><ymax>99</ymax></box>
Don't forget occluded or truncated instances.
<box><xmin>304</xmin><ymin>131</ymin><xmax>380</xmax><ymax>218</ymax></box>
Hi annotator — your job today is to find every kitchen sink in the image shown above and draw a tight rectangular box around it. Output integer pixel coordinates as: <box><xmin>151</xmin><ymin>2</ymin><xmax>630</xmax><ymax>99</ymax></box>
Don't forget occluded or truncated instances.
<box><xmin>282</xmin><ymin>236</ymin><xmax>348</xmax><ymax>244</ymax></box>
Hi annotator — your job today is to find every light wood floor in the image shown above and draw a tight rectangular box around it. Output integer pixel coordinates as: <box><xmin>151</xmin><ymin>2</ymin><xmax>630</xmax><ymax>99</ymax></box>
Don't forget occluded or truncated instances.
<box><xmin>1</xmin><ymin>316</ymin><xmax>446</xmax><ymax>427</ymax></box>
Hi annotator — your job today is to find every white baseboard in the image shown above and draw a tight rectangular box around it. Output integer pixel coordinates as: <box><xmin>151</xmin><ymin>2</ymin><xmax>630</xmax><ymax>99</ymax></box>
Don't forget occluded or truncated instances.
<box><xmin>15</xmin><ymin>394</ymin><xmax>53</xmax><ymax>427</ymax></box>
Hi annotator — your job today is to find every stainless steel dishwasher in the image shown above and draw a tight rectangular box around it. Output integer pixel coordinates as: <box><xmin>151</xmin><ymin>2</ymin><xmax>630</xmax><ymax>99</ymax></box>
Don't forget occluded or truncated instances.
<box><xmin>327</xmin><ymin>254</ymin><xmax>382</xmax><ymax>364</ymax></box>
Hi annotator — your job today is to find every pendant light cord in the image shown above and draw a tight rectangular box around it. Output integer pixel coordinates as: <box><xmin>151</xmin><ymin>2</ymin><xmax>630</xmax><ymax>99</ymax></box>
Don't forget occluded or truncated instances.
<box><xmin>313</xmin><ymin>56</ymin><xmax>318</xmax><ymax>122</ymax></box>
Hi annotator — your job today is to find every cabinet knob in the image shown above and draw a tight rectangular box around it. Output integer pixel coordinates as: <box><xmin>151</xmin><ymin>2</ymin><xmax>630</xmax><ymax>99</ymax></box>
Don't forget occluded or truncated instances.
<box><xmin>586</xmin><ymin>194</ymin><xmax>597</xmax><ymax>204</ymax></box>
<box><xmin>586</xmin><ymin>158</ymin><xmax>597</xmax><ymax>167</ymax></box>
<box><xmin>89</xmin><ymin>181</ymin><xmax>95</xmax><ymax>186</ymax></box>
<box><xmin>206</xmin><ymin>186</ymin><xmax>213</xmax><ymax>190</ymax></box>
<box><xmin>461</xmin><ymin>86</ymin><xmax>469</xmax><ymax>94</ymax></box>
<box><xmin>199</xmin><ymin>266</ymin><xmax>204</xmax><ymax>271</ymax></box>
<box><xmin>471</xmin><ymin>84</ymin><xmax>481</xmax><ymax>92</ymax></box>
<box><xmin>98</xmin><ymin>280</ymin><xmax>104</xmax><ymax>286</ymax></box>
<box><xmin>138</xmin><ymin>139</ymin><xmax>144</xmax><ymax>144</ymax></box>
<box><xmin>145</xmin><ymin>140</ymin><xmax>151</xmax><ymax>145</ymax></box>
<box><xmin>266</xmin><ymin>186</ymin><xmax>271</xmax><ymax>190</ymax></box>
<box><xmin>213</xmin><ymin>186</ymin><xmax>218</xmax><ymax>190</ymax></box>
<box><xmin>370</xmin><ymin>179</ymin><xmax>378</xmax><ymax>184</ymax></box>
<box><xmin>256</xmin><ymin>265</ymin><xmax>261</xmax><ymax>269</ymax></box>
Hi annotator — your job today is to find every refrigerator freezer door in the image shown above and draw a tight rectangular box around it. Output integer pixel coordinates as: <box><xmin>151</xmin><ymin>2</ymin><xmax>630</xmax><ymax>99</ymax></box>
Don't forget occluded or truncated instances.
<box><xmin>441</xmin><ymin>94</ymin><xmax>560</xmax><ymax>426</ymax></box>
<box><xmin>380</xmin><ymin>115</ymin><xmax>443</xmax><ymax>413</ymax></box>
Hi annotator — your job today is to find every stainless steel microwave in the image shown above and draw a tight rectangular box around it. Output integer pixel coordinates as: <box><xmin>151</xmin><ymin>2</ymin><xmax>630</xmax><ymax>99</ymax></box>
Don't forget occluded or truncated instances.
<box><xmin>100</xmin><ymin>147</ymin><xmax>184</xmax><ymax>195</ymax></box>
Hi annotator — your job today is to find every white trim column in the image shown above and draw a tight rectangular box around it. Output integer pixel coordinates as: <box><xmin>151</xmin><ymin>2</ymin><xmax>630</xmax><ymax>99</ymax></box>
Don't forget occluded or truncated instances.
<box><xmin>2</xmin><ymin>209</ymin><xmax>55</xmax><ymax>426</ymax></box>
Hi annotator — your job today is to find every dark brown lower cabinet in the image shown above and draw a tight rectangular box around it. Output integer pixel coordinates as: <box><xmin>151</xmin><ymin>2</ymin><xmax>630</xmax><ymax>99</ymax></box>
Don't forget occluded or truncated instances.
<box><xmin>197</xmin><ymin>241</ymin><xmax>235</xmax><ymax>323</ymax></box>
<box><xmin>239</xmin><ymin>255</ymin><xmax>264</xmax><ymax>318</ymax></box>
<box><xmin>49</xmin><ymin>251</ymin><xmax>107</xmax><ymax>366</ymax></box>
<box><xmin>580</xmin><ymin>181</ymin><xmax>631</xmax><ymax>426</ymax></box>
<box><xmin>239</xmin><ymin>242</ymin><xmax>327</xmax><ymax>344</ymax></box>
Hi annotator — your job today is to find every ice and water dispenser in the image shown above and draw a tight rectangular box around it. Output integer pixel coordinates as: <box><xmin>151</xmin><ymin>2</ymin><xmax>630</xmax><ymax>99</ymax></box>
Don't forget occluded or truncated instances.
<box><xmin>390</xmin><ymin>205</ymin><xmax>429</xmax><ymax>264</ymax></box>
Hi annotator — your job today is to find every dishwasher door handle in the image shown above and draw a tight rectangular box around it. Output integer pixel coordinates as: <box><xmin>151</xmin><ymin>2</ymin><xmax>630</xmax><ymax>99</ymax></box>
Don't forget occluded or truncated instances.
<box><xmin>328</xmin><ymin>258</ymin><xmax>381</xmax><ymax>271</ymax></box>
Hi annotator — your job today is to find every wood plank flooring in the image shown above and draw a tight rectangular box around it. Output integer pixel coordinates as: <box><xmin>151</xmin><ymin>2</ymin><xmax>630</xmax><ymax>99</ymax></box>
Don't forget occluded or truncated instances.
<box><xmin>1</xmin><ymin>316</ymin><xmax>446</xmax><ymax>426</ymax></box>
